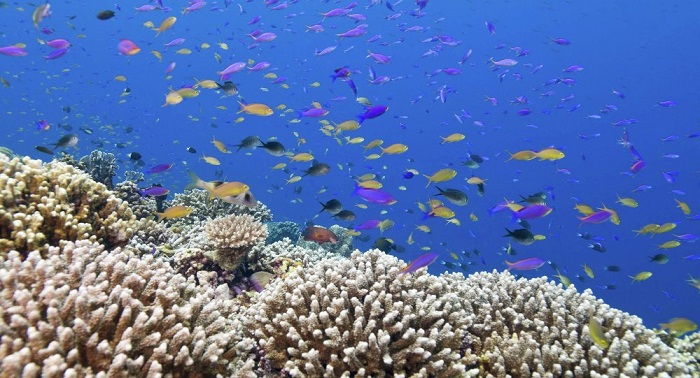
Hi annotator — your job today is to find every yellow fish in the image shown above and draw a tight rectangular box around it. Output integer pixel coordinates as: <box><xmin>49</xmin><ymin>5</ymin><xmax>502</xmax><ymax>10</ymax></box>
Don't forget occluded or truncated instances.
<box><xmin>211</xmin><ymin>137</ymin><xmax>231</xmax><ymax>153</ymax></box>
<box><xmin>659</xmin><ymin>318</ymin><xmax>698</xmax><ymax>337</ymax></box>
<box><xmin>271</xmin><ymin>163</ymin><xmax>287</xmax><ymax>170</ymax></box>
<box><xmin>380</xmin><ymin>143</ymin><xmax>408</xmax><ymax>156</ymax></box>
<box><xmin>424</xmin><ymin>168</ymin><xmax>457</xmax><ymax>188</ymax></box>
<box><xmin>288</xmin><ymin>152</ymin><xmax>314</xmax><ymax>162</ymax></box>
<box><xmin>629</xmin><ymin>271</ymin><xmax>653</xmax><ymax>282</ymax></box>
<box><xmin>674</xmin><ymin>199</ymin><xmax>691</xmax><ymax>215</ymax></box>
<box><xmin>194</xmin><ymin>78</ymin><xmax>219</xmax><ymax>89</ymax></box>
<box><xmin>364</xmin><ymin>154</ymin><xmax>381</xmax><ymax>160</ymax></box>
<box><xmin>582</xmin><ymin>263</ymin><xmax>595</xmax><ymax>279</ymax></box>
<box><xmin>286</xmin><ymin>175</ymin><xmax>302</xmax><ymax>184</ymax></box>
<box><xmin>175</xmin><ymin>48</ymin><xmax>192</xmax><ymax>55</ymax></box>
<box><xmin>151</xmin><ymin>50</ymin><xmax>163</xmax><ymax>61</ymax></box>
<box><xmin>506</xmin><ymin>150</ymin><xmax>538</xmax><ymax>161</ymax></box>
<box><xmin>535</xmin><ymin>148</ymin><xmax>565</xmax><ymax>161</ymax></box>
<box><xmin>209</xmin><ymin>181</ymin><xmax>250</xmax><ymax>199</ymax></box>
<box><xmin>201</xmin><ymin>155</ymin><xmax>221</xmax><ymax>166</ymax></box>
<box><xmin>155</xmin><ymin>205</ymin><xmax>192</xmax><ymax>221</ymax></box>
<box><xmin>310</xmin><ymin>81</ymin><xmax>321</xmax><ymax>87</ymax></box>
<box><xmin>162</xmin><ymin>91</ymin><xmax>183</xmax><ymax>107</ymax></box>
<box><xmin>345</xmin><ymin>137</ymin><xmax>364</xmax><ymax>145</ymax></box>
<box><xmin>357</xmin><ymin>180</ymin><xmax>382</xmax><ymax>189</ymax></box>
<box><xmin>363</xmin><ymin>139</ymin><xmax>383</xmax><ymax>151</ymax></box>
<box><xmin>155</xmin><ymin>16</ymin><xmax>177</xmax><ymax>36</ymax></box>
<box><xmin>574</xmin><ymin>204</ymin><xmax>594</xmax><ymax>216</ymax></box>
<box><xmin>440</xmin><ymin>133</ymin><xmax>465</xmax><ymax>144</ymax></box>
<box><xmin>588</xmin><ymin>315</ymin><xmax>609</xmax><ymax>349</ymax></box>
<box><xmin>616</xmin><ymin>195</ymin><xmax>638</xmax><ymax>208</ymax></box>
<box><xmin>237</xmin><ymin>102</ymin><xmax>273</xmax><ymax>116</ymax></box>
<box><xmin>656</xmin><ymin>240</ymin><xmax>680</xmax><ymax>249</ymax></box>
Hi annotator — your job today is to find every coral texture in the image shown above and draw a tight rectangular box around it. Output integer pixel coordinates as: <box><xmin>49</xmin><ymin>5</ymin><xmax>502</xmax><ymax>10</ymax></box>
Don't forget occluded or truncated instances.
<box><xmin>0</xmin><ymin>240</ymin><xmax>242</xmax><ymax>376</ymax></box>
<box><xmin>243</xmin><ymin>249</ymin><xmax>476</xmax><ymax>377</ymax></box>
<box><xmin>204</xmin><ymin>214</ymin><xmax>268</xmax><ymax>271</ymax></box>
<box><xmin>242</xmin><ymin>250</ymin><xmax>697</xmax><ymax>377</ymax></box>
<box><xmin>266</xmin><ymin>221</ymin><xmax>300</xmax><ymax>245</ymax></box>
<box><xmin>0</xmin><ymin>155</ymin><xmax>138</xmax><ymax>255</ymax></box>
<box><xmin>77</xmin><ymin>150</ymin><xmax>119</xmax><ymax>190</ymax></box>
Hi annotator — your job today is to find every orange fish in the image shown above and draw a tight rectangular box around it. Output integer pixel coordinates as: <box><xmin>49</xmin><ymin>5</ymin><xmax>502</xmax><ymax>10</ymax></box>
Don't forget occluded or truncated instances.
<box><xmin>302</xmin><ymin>226</ymin><xmax>338</xmax><ymax>244</ymax></box>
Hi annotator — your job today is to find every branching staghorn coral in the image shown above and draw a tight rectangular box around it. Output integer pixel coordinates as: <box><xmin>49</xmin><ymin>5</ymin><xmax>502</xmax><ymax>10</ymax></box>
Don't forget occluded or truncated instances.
<box><xmin>0</xmin><ymin>240</ymin><xmax>244</xmax><ymax>376</ymax></box>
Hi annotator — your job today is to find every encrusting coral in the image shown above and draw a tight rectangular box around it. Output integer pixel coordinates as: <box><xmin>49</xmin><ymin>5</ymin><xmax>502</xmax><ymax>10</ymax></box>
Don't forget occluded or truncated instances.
<box><xmin>0</xmin><ymin>240</ymin><xmax>243</xmax><ymax>376</ymax></box>
<box><xmin>204</xmin><ymin>213</ymin><xmax>268</xmax><ymax>271</ymax></box>
<box><xmin>241</xmin><ymin>249</ymin><xmax>697</xmax><ymax>377</ymax></box>
<box><xmin>0</xmin><ymin>155</ymin><xmax>140</xmax><ymax>256</ymax></box>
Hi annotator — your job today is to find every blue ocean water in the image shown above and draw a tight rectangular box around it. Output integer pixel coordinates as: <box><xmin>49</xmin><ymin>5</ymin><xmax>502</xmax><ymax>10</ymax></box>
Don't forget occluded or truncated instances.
<box><xmin>1</xmin><ymin>0</ymin><xmax>698</xmax><ymax>331</ymax></box>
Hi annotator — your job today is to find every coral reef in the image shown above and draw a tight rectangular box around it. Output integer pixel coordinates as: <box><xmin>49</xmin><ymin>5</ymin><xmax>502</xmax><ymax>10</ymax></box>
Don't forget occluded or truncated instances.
<box><xmin>297</xmin><ymin>224</ymin><xmax>353</xmax><ymax>258</ymax></box>
<box><xmin>167</xmin><ymin>188</ymin><xmax>273</xmax><ymax>228</ymax></box>
<box><xmin>243</xmin><ymin>249</ymin><xmax>477</xmax><ymax>376</ymax></box>
<box><xmin>77</xmin><ymin>150</ymin><xmax>119</xmax><ymax>190</ymax></box>
<box><xmin>204</xmin><ymin>214</ymin><xmax>268</xmax><ymax>271</ymax></box>
<box><xmin>113</xmin><ymin>180</ymin><xmax>158</xmax><ymax>219</ymax></box>
<box><xmin>0</xmin><ymin>155</ymin><xmax>139</xmax><ymax>255</ymax></box>
<box><xmin>266</xmin><ymin>220</ymin><xmax>300</xmax><ymax>244</ymax></box>
<box><xmin>0</xmin><ymin>240</ymin><xmax>243</xmax><ymax>376</ymax></box>
<box><xmin>241</xmin><ymin>250</ymin><xmax>697</xmax><ymax>377</ymax></box>
<box><xmin>671</xmin><ymin>332</ymin><xmax>700</xmax><ymax>371</ymax></box>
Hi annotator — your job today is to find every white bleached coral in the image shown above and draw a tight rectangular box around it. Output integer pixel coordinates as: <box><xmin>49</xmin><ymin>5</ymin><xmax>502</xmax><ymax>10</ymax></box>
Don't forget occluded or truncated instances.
<box><xmin>240</xmin><ymin>250</ymin><xmax>697</xmax><ymax>377</ymax></box>
<box><xmin>242</xmin><ymin>249</ymin><xmax>477</xmax><ymax>376</ymax></box>
<box><xmin>204</xmin><ymin>213</ymin><xmax>268</xmax><ymax>270</ymax></box>
<box><xmin>0</xmin><ymin>240</ymin><xmax>243</xmax><ymax>376</ymax></box>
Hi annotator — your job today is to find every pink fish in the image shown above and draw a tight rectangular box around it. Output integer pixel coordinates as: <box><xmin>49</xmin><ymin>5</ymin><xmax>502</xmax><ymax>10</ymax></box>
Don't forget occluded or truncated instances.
<box><xmin>367</xmin><ymin>50</ymin><xmax>391</xmax><ymax>64</ymax></box>
<box><xmin>46</xmin><ymin>39</ymin><xmax>71</xmax><ymax>49</ymax></box>
<box><xmin>505</xmin><ymin>258</ymin><xmax>545</xmax><ymax>271</ymax></box>
<box><xmin>117</xmin><ymin>39</ymin><xmax>141</xmax><ymax>56</ymax></box>
<box><xmin>0</xmin><ymin>45</ymin><xmax>29</xmax><ymax>57</ymax></box>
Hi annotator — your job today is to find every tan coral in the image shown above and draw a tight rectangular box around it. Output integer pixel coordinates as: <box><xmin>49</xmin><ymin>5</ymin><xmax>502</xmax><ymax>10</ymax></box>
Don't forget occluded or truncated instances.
<box><xmin>0</xmin><ymin>240</ymin><xmax>244</xmax><ymax>376</ymax></box>
<box><xmin>204</xmin><ymin>214</ymin><xmax>268</xmax><ymax>271</ymax></box>
<box><xmin>0</xmin><ymin>155</ymin><xmax>141</xmax><ymax>256</ymax></box>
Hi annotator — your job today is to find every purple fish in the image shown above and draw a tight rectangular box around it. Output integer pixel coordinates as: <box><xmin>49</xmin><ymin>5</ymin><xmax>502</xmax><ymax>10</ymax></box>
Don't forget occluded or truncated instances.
<box><xmin>399</xmin><ymin>253</ymin><xmax>439</xmax><ymax>275</ymax></box>
<box><xmin>517</xmin><ymin>108</ymin><xmax>532</xmax><ymax>116</ymax></box>
<box><xmin>563</xmin><ymin>65</ymin><xmax>584</xmax><ymax>72</ymax></box>
<box><xmin>512</xmin><ymin>205</ymin><xmax>553</xmax><ymax>220</ymax></box>
<box><xmin>337</xmin><ymin>27</ymin><xmax>366</xmax><ymax>39</ymax></box>
<box><xmin>164</xmin><ymin>38</ymin><xmax>186</xmax><ymax>48</ymax></box>
<box><xmin>657</xmin><ymin>100</ymin><xmax>677</xmax><ymax>107</ymax></box>
<box><xmin>46</xmin><ymin>39</ymin><xmax>71</xmax><ymax>49</ymax></box>
<box><xmin>630</xmin><ymin>159</ymin><xmax>646</xmax><ymax>173</ymax></box>
<box><xmin>674</xmin><ymin>234</ymin><xmax>698</xmax><ymax>243</ymax></box>
<box><xmin>485</xmin><ymin>21</ymin><xmax>496</xmax><ymax>35</ymax></box>
<box><xmin>139</xmin><ymin>186</ymin><xmax>170</xmax><ymax>197</ymax></box>
<box><xmin>353</xmin><ymin>183</ymin><xmax>396</xmax><ymax>205</ymax></box>
<box><xmin>0</xmin><ymin>45</ymin><xmax>28</xmax><ymax>57</ymax></box>
<box><xmin>578</xmin><ymin>210</ymin><xmax>612</xmax><ymax>224</ymax></box>
<box><xmin>551</xmin><ymin>38</ymin><xmax>571</xmax><ymax>45</ymax></box>
<box><xmin>144</xmin><ymin>163</ymin><xmax>174</xmax><ymax>174</ymax></box>
<box><xmin>183</xmin><ymin>1</ymin><xmax>206</xmax><ymax>14</ymax></box>
<box><xmin>248</xmin><ymin>61</ymin><xmax>270</xmax><ymax>71</ymax></box>
<box><xmin>354</xmin><ymin>219</ymin><xmax>381</xmax><ymax>231</ymax></box>
<box><xmin>357</xmin><ymin>105</ymin><xmax>388</xmax><ymax>124</ymax></box>
<box><xmin>43</xmin><ymin>48</ymin><xmax>69</xmax><ymax>60</ymax></box>
<box><xmin>299</xmin><ymin>107</ymin><xmax>329</xmax><ymax>118</ymax></box>
<box><xmin>505</xmin><ymin>257</ymin><xmax>546</xmax><ymax>271</ymax></box>
<box><xmin>442</xmin><ymin>67</ymin><xmax>462</xmax><ymax>75</ymax></box>
<box><xmin>366</xmin><ymin>50</ymin><xmax>391</xmax><ymax>64</ymax></box>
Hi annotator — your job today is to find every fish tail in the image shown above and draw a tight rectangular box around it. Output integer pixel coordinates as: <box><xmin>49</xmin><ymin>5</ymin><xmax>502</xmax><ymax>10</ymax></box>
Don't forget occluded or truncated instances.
<box><xmin>154</xmin><ymin>212</ymin><xmax>165</xmax><ymax>222</ymax></box>
<box><xmin>185</xmin><ymin>170</ymin><xmax>202</xmax><ymax>191</ymax></box>
<box><xmin>504</xmin><ymin>260</ymin><xmax>514</xmax><ymax>271</ymax></box>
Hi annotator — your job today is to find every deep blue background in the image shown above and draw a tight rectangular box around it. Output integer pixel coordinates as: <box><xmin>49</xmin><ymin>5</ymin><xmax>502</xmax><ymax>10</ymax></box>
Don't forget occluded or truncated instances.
<box><xmin>1</xmin><ymin>1</ymin><xmax>698</xmax><ymax>330</ymax></box>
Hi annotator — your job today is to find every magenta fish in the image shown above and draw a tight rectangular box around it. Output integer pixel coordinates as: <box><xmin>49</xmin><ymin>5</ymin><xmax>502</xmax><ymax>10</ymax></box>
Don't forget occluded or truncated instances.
<box><xmin>399</xmin><ymin>253</ymin><xmax>438</xmax><ymax>275</ymax></box>
<box><xmin>512</xmin><ymin>205</ymin><xmax>553</xmax><ymax>220</ymax></box>
<box><xmin>353</xmin><ymin>183</ymin><xmax>396</xmax><ymax>205</ymax></box>
<box><xmin>139</xmin><ymin>186</ymin><xmax>170</xmax><ymax>197</ymax></box>
<box><xmin>299</xmin><ymin>107</ymin><xmax>329</xmax><ymax>118</ymax></box>
<box><xmin>353</xmin><ymin>219</ymin><xmax>381</xmax><ymax>231</ymax></box>
<box><xmin>366</xmin><ymin>50</ymin><xmax>391</xmax><ymax>64</ymax></box>
<box><xmin>46</xmin><ymin>39</ymin><xmax>71</xmax><ymax>49</ymax></box>
<box><xmin>0</xmin><ymin>45</ymin><xmax>29</xmax><ymax>57</ymax></box>
<box><xmin>144</xmin><ymin>163</ymin><xmax>174</xmax><ymax>174</ymax></box>
<box><xmin>505</xmin><ymin>257</ymin><xmax>545</xmax><ymax>271</ymax></box>
<box><xmin>578</xmin><ymin>210</ymin><xmax>612</xmax><ymax>225</ymax></box>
